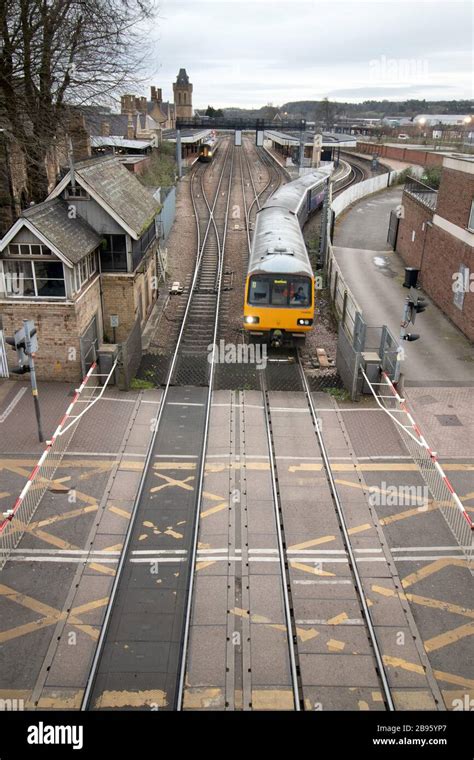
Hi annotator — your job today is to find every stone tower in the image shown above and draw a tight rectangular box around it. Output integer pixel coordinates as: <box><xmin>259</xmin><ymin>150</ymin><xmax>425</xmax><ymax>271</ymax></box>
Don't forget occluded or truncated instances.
<box><xmin>173</xmin><ymin>68</ymin><xmax>193</xmax><ymax>119</ymax></box>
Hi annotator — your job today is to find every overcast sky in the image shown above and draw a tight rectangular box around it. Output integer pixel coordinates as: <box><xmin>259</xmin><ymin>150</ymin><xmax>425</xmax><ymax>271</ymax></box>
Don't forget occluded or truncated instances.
<box><xmin>146</xmin><ymin>0</ymin><xmax>473</xmax><ymax>109</ymax></box>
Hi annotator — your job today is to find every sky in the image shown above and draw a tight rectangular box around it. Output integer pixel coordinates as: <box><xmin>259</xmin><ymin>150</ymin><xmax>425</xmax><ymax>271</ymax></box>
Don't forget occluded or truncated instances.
<box><xmin>146</xmin><ymin>0</ymin><xmax>473</xmax><ymax>109</ymax></box>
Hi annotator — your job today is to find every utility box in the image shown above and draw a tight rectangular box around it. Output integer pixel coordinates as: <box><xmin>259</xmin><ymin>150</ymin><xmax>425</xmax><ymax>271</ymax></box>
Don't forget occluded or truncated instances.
<box><xmin>234</xmin><ymin>130</ymin><xmax>242</xmax><ymax>146</ymax></box>
<box><xmin>361</xmin><ymin>351</ymin><xmax>381</xmax><ymax>394</ymax></box>
<box><xmin>256</xmin><ymin>130</ymin><xmax>264</xmax><ymax>147</ymax></box>
<box><xmin>97</xmin><ymin>344</ymin><xmax>118</xmax><ymax>386</ymax></box>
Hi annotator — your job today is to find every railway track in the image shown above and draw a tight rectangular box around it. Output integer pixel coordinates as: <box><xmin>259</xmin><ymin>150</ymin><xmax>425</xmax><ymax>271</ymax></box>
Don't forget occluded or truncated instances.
<box><xmin>217</xmin><ymin>143</ymin><xmax>395</xmax><ymax>710</ymax></box>
<box><xmin>81</xmin><ymin>141</ymin><xmax>235</xmax><ymax>712</ymax></box>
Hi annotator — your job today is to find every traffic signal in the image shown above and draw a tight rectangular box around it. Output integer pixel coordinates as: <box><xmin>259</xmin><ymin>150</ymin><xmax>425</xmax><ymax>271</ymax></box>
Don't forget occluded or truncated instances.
<box><xmin>400</xmin><ymin>288</ymin><xmax>428</xmax><ymax>341</ymax></box>
<box><xmin>5</xmin><ymin>321</ymin><xmax>37</xmax><ymax>373</ymax></box>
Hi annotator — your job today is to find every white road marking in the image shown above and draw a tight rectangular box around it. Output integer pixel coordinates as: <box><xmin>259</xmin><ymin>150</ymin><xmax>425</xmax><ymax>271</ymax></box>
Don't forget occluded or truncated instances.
<box><xmin>0</xmin><ymin>388</ymin><xmax>27</xmax><ymax>423</ymax></box>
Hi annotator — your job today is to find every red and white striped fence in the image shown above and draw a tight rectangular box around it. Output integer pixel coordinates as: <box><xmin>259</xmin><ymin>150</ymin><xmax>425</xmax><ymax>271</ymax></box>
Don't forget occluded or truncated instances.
<box><xmin>0</xmin><ymin>363</ymin><xmax>99</xmax><ymax>570</ymax></box>
<box><xmin>363</xmin><ymin>369</ymin><xmax>473</xmax><ymax>567</ymax></box>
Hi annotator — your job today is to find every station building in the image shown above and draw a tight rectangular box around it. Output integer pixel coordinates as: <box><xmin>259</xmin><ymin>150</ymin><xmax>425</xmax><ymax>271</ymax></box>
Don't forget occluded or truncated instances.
<box><xmin>396</xmin><ymin>155</ymin><xmax>474</xmax><ymax>341</ymax></box>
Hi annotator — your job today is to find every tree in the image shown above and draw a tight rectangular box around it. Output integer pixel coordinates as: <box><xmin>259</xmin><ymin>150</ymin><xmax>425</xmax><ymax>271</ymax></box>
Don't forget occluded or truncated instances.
<box><xmin>205</xmin><ymin>105</ymin><xmax>223</xmax><ymax>117</ymax></box>
<box><xmin>0</xmin><ymin>0</ymin><xmax>157</xmax><ymax>208</ymax></box>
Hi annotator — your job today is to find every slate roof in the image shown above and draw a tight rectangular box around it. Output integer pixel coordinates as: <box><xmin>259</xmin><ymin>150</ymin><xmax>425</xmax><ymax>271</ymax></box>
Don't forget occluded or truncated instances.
<box><xmin>22</xmin><ymin>199</ymin><xmax>101</xmax><ymax>265</ymax></box>
<box><xmin>74</xmin><ymin>156</ymin><xmax>159</xmax><ymax>237</ymax></box>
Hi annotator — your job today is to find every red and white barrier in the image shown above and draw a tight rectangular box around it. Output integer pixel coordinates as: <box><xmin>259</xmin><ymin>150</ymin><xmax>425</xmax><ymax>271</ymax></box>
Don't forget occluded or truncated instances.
<box><xmin>363</xmin><ymin>369</ymin><xmax>473</xmax><ymax>566</ymax></box>
<box><xmin>0</xmin><ymin>362</ymin><xmax>98</xmax><ymax>570</ymax></box>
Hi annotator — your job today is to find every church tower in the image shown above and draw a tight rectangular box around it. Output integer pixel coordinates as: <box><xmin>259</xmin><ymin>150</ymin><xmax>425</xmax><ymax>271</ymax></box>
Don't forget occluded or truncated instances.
<box><xmin>173</xmin><ymin>68</ymin><xmax>193</xmax><ymax>119</ymax></box>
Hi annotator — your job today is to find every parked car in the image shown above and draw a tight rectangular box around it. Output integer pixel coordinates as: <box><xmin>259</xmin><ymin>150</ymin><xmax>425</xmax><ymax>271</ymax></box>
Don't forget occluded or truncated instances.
<box><xmin>398</xmin><ymin>134</ymin><xmax>410</xmax><ymax>140</ymax></box>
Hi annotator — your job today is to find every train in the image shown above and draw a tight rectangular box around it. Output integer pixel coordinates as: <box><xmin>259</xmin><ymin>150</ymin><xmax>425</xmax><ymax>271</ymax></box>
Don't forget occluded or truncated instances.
<box><xmin>198</xmin><ymin>134</ymin><xmax>218</xmax><ymax>163</ymax></box>
<box><xmin>243</xmin><ymin>169</ymin><xmax>331</xmax><ymax>346</ymax></box>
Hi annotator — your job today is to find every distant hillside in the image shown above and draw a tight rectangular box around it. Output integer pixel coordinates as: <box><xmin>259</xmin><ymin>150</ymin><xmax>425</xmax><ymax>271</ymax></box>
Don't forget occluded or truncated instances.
<box><xmin>223</xmin><ymin>99</ymin><xmax>473</xmax><ymax>122</ymax></box>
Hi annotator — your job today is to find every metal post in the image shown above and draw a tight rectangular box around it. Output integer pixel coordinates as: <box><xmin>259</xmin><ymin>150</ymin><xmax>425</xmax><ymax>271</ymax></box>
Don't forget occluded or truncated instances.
<box><xmin>319</xmin><ymin>182</ymin><xmax>330</xmax><ymax>269</ymax></box>
<box><xmin>176</xmin><ymin>129</ymin><xmax>182</xmax><ymax>180</ymax></box>
<box><xmin>24</xmin><ymin>319</ymin><xmax>44</xmax><ymax>443</ymax></box>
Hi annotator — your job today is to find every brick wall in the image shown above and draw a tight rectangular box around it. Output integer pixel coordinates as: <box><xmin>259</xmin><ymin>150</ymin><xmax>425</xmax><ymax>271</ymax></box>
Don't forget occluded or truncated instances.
<box><xmin>101</xmin><ymin>247</ymin><xmax>157</xmax><ymax>342</ymax></box>
<box><xmin>355</xmin><ymin>142</ymin><xmax>444</xmax><ymax>167</ymax></box>
<box><xmin>436</xmin><ymin>167</ymin><xmax>474</xmax><ymax>229</ymax></box>
<box><xmin>396</xmin><ymin>193</ymin><xmax>434</xmax><ymax>268</ymax></box>
<box><xmin>0</xmin><ymin>276</ymin><xmax>102</xmax><ymax>382</ymax></box>
<box><xmin>421</xmin><ymin>224</ymin><xmax>474</xmax><ymax>341</ymax></box>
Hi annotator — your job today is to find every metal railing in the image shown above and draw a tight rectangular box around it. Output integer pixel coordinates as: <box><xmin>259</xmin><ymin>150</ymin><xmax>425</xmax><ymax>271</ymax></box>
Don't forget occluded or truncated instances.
<box><xmin>404</xmin><ymin>178</ymin><xmax>438</xmax><ymax>210</ymax></box>
<box><xmin>0</xmin><ymin>330</ymin><xmax>8</xmax><ymax>378</ymax></box>
<box><xmin>0</xmin><ymin>363</ymin><xmax>100</xmax><ymax>570</ymax></box>
<box><xmin>363</xmin><ymin>369</ymin><xmax>473</xmax><ymax>567</ymax></box>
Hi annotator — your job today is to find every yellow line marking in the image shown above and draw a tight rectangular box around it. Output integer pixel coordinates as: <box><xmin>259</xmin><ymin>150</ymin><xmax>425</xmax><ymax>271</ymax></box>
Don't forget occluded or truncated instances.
<box><xmin>327</xmin><ymin>612</ymin><xmax>348</xmax><ymax>625</ymax></box>
<box><xmin>380</xmin><ymin>503</ymin><xmax>439</xmax><ymax>525</ymax></box>
<box><xmin>31</xmin><ymin>505</ymin><xmax>98</xmax><ymax>529</ymax></box>
<box><xmin>288</xmin><ymin>535</ymin><xmax>336</xmax><ymax>550</ymax></box>
<box><xmin>328</xmin><ymin>639</ymin><xmax>346</xmax><ymax>652</ymax></box>
<box><xmin>401</xmin><ymin>558</ymin><xmax>468</xmax><ymax>589</ymax></box>
<box><xmin>348</xmin><ymin>523</ymin><xmax>373</xmax><ymax>535</ymax></box>
<box><xmin>202</xmin><ymin>490</ymin><xmax>228</xmax><ymax>503</ymax></box>
<box><xmin>289</xmin><ymin>561</ymin><xmax>336</xmax><ymax>577</ymax></box>
<box><xmin>383</xmin><ymin>656</ymin><xmax>474</xmax><ymax>689</ymax></box>
<box><xmin>183</xmin><ymin>688</ymin><xmax>223</xmax><ymax>709</ymax></box>
<box><xmin>88</xmin><ymin>563</ymin><xmax>115</xmax><ymax>576</ymax></box>
<box><xmin>371</xmin><ymin>583</ymin><xmax>474</xmax><ymax>619</ymax></box>
<box><xmin>109</xmin><ymin>505</ymin><xmax>131</xmax><ymax>519</ymax></box>
<box><xmin>150</xmin><ymin>474</ymin><xmax>195</xmax><ymax>493</ymax></box>
<box><xmin>358</xmin><ymin>700</ymin><xmax>370</xmax><ymax>710</ymax></box>
<box><xmin>201</xmin><ymin>501</ymin><xmax>228</xmax><ymax>518</ymax></box>
<box><xmin>94</xmin><ymin>690</ymin><xmax>167</xmax><ymax>708</ymax></box>
<box><xmin>164</xmin><ymin>529</ymin><xmax>183</xmax><ymax>540</ymax></box>
<box><xmin>251</xmin><ymin>690</ymin><xmax>295</xmax><ymax>710</ymax></box>
<box><xmin>424</xmin><ymin>622</ymin><xmax>474</xmax><ymax>653</ymax></box>
<box><xmin>196</xmin><ymin>560</ymin><xmax>216</xmax><ymax>571</ymax></box>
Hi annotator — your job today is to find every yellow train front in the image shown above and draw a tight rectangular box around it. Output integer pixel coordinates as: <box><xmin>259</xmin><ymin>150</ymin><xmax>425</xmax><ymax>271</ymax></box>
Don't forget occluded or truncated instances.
<box><xmin>243</xmin><ymin>170</ymin><xmax>329</xmax><ymax>346</ymax></box>
<box><xmin>243</xmin><ymin>207</ymin><xmax>314</xmax><ymax>346</ymax></box>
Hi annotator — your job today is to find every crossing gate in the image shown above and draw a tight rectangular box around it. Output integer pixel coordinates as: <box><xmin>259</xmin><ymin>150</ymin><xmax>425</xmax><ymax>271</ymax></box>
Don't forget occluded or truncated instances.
<box><xmin>0</xmin><ymin>330</ymin><xmax>9</xmax><ymax>378</ymax></box>
<box><xmin>362</xmin><ymin>369</ymin><xmax>473</xmax><ymax>568</ymax></box>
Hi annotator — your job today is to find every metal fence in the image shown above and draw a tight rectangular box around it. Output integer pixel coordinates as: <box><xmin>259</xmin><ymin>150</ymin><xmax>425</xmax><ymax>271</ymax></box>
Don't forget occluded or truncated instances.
<box><xmin>404</xmin><ymin>177</ymin><xmax>438</xmax><ymax>211</ymax></box>
<box><xmin>0</xmin><ymin>362</ymin><xmax>100</xmax><ymax>570</ymax></box>
<box><xmin>364</xmin><ymin>370</ymin><xmax>473</xmax><ymax>567</ymax></box>
<box><xmin>327</xmin><ymin>248</ymin><xmax>362</xmax><ymax>342</ymax></box>
<box><xmin>0</xmin><ymin>330</ymin><xmax>8</xmax><ymax>378</ymax></box>
<box><xmin>118</xmin><ymin>317</ymin><xmax>143</xmax><ymax>390</ymax></box>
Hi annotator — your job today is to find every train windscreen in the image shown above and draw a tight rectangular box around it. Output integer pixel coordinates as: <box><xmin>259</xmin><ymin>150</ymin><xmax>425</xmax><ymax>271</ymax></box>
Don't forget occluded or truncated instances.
<box><xmin>248</xmin><ymin>276</ymin><xmax>311</xmax><ymax>307</ymax></box>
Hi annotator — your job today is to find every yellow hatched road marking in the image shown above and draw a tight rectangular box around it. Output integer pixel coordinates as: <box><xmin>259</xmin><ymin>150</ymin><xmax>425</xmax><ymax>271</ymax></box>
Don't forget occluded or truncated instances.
<box><xmin>401</xmin><ymin>558</ymin><xmax>468</xmax><ymax>589</ymax></box>
<box><xmin>424</xmin><ymin>621</ymin><xmax>474</xmax><ymax>653</ymax></box>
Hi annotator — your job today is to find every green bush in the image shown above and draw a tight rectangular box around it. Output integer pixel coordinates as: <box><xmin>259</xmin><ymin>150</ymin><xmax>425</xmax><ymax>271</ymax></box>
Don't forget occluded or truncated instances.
<box><xmin>139</xmin><ymin>147</ymin><xmax>176</xmax><ymax>188</ymax></box>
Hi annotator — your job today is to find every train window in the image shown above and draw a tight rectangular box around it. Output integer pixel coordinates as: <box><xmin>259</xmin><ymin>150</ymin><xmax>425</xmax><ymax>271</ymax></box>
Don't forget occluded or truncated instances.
<box><xmin>289</xmin><ymin>280</ymin><xmax>310</xmax><ymax>306</ymax></box>
<box><xmin>249</xmin><ymin>277</ymin><xmax>270</xmax><ymax>304</ymax></box>
<box><xmin>272</xmin><ymin>279</ymin><xmax>288</xmax><ymax>305</ymax></box>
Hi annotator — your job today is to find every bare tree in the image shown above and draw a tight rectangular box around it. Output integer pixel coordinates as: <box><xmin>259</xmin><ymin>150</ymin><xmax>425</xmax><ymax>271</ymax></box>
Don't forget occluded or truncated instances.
<box><xmin>0</xmin><ymin>0</ymin><xmax>158</xmax><ymax>209</ymax></box>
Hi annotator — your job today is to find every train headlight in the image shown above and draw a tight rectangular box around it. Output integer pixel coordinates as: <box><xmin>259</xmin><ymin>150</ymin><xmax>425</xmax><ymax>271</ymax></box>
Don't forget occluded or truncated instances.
<box><xmin>297</xmin><ymin>318</ymin><xmax>313</xmax><ymax>326</ymax></box>
<box><xmin>245</xmin><ymin>316</ymin><xmax>260</xmax><ymax>324</ymax></box>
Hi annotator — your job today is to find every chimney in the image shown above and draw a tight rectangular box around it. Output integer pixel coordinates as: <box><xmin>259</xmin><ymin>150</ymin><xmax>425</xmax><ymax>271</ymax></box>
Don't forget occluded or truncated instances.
<box><xmin>157</xmin><ymin>88</ymin><xmax>162</xmax><ymax>104</ymax></box>
<box><xmin>101</xmin><ymin>121</ymin><xmax>110</xmax><ymax>137</ymax></box>
<box><xmin>151</xmin><ymin>86</ymin><xmax>157</xmax><ymax>101</ymax></box>
<box><xmin>135</xmin><ymin>96</ymin><xmax>147</xmax><ymax>113</ymax></box>
<box><xmin>121</xmin><ymin>94</ymin><xmax>135</xmax><ymax>114</ymax></box>
<box><xmin>67</xmin><ymin>110</ymin><xmax>91</xmax><ymax>161</ymax></box>
<box><xmin>127</xmin><ymin>113</ymin><xmax>135</xmax><ymax>140</ymax></box>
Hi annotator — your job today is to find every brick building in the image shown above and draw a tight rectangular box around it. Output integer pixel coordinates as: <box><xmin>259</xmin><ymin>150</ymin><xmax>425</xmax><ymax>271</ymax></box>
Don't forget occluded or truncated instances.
<box><xmin>396</xmin><ymin>156</ymin><xmax>474</xmax><ymax>341</ymax></box>
<box><xmin>0</xmin><ymin>155</ymin><xmax>161</xmax><ymax>381</ymax></box>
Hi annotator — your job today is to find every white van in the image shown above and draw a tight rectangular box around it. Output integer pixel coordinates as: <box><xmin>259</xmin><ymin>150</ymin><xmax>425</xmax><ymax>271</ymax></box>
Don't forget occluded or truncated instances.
<box><xmin>398</xmin><ymin>134</ymin><xmax>410</xmax><ymax>141</ymax></box>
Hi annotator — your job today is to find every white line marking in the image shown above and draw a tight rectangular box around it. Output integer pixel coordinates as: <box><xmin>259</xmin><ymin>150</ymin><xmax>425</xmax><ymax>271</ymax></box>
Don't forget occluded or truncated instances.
<box><xmin>295</xmin><ymin>619</ymin><xmax>364</xmax><ymax>625</ymax></box>
<box><xmin>167</xmin><ymin>402</ymin><xmax>204</xmax><ymax>407</ymax></box>
<box><xmin>0</xmin><ymin>388</ymin><xmax>27</xmax><ymax>423</ymax></box>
